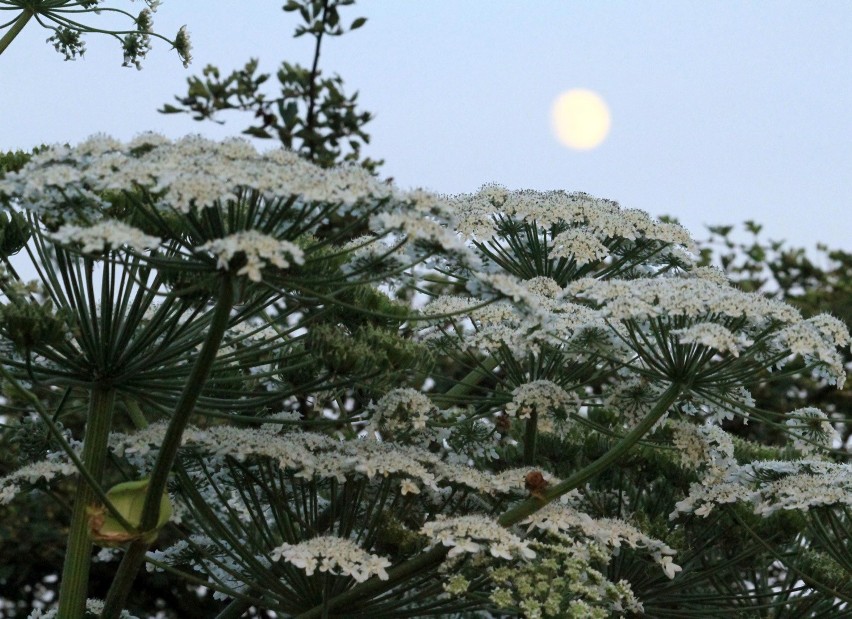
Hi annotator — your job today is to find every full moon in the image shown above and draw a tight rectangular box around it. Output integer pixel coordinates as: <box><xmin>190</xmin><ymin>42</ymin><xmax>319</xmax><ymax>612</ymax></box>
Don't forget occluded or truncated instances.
<box><xmin>551</xmin><ymin>89</ymin><xmax>612</xmax><ymax>150</ymax></box>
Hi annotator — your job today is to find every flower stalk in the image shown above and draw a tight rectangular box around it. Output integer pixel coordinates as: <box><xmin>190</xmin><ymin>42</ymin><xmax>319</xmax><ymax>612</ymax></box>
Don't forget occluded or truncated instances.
<box><xmin>498</xmin><ymin>381</ymin><xmax>684</xmax><ymax>527</ymax></box>
<box><xmin>0</xmin><ymin>10</ymin><xmax>32</xmax><ymax>56</ymax></box>
<box><xmin>101</xmin><ymin>274</ymin><xmax>235</xmax><ymax>618</ymax></box>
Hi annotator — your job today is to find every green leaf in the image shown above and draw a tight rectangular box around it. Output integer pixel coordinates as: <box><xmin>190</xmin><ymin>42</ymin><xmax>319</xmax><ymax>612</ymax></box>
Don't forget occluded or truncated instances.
<box><xmin>351</xmin><ymin>17</ymin><xmax>367</xmax><ymax>30</ymax></box>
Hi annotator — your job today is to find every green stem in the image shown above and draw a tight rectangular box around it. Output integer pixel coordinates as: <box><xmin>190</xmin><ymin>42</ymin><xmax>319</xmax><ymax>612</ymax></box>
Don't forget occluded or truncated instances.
<box><xmin>101</xmin><ymin>275</ymin><xmax>235</xmax><ymax>618</ymax></box>
<box><xmin>124</xmin><ymin>397</ymin><xmax>150</xmax><ymax>429</ymax></box>
<box><xmin>0</xmin><ymin>11</ymin><xmax>33</xmax><ymax>56</ymax></box>
<box><xmin>523</xmin><ymin>410</ymin><xmax>538</xmax><ymax>465</ymax></box>
<box><xmin>57</xmin><ymin>387</ymin><xmax>117</xmax><ymax>619</ymax></box>
<box><xmin>498</xmin><ymin>381</ymin><xmax>683</xmax><ymax>527</ymax></box>
<box><xmin>297</xmin><ymin>382</ymin><xmax>683</xmax><ymax>616</ymax></box>
<box><xmin>441</xmin><ymin>356</ymin><xmax>499</xmax><ymax>400</ymax></box>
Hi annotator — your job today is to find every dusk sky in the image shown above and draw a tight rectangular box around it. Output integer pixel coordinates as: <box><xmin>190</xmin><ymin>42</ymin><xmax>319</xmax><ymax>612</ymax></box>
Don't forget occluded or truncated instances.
<box><xmin>2</xmin><ymin>2</ymin><xmax>851</xmax><ymax>252</ymax></box>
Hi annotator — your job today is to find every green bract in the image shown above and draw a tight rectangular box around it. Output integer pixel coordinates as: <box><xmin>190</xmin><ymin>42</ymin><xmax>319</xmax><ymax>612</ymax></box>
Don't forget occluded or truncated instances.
<box><xmin>88</xmin><ymin>478</ymin><xmax>172</xmax><ymax>547</ymax></box>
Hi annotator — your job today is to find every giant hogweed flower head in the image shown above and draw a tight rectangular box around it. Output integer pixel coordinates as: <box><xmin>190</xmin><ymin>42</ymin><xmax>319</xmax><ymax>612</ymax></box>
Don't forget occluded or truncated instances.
<box><xmin>672</xmin><ymin>458</ymin><xmax>852</xmax><ymax>519</ymax></box>
<box><xmin>565</xmin><ymin>274</ymin><xmax>850</xmax><ymax>394</ymax></box>
<box><xmin>523</xmin><ymin>501</ymin><xmax>682</xmax><ymax>579</ymax></box>
<box><xmin>448</xmin><ymin>185</ymin><xmax>696</xmax><ymax>286</ymax></box>
<box><xmin>0</xmin><ymin>134</ymin><xmax>473</xmax><ymax>284</ymax></box>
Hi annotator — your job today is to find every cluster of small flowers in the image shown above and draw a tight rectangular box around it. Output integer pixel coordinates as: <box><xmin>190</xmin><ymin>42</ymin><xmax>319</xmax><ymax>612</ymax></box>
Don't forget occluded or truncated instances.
<box><xmin>26</xmin><ymin>598</ymin><xmax>139</xmax><ymax>619</ymax></box>
<box><xmin>450</xmin><ymin>185</ymin><xmax>694</xmax><ymax>250</ymax></box>
<box><xmin>566</xmin><ymin>275</ymin><xmax>799</xmax><ymax>324</ymax></box>
<box><xmin>370</xmin><ymin>209</ymin><xmax>476</xmax><ymax>267</ymax></box>
<box><xmin>675</xmin><ymin>385</ymin><xmax>755</xmax><ymax>425</ymax></box>
<box><xmin>505</xmin><ymin>380</ymin><xmax>576</xmax><ymax>432</ymax></box>
<box><xmin>0</xmin><ymin>134</ymin><xmax>395</xmax><ymax>220</ymax></box>
<box><xmin>365</xmin><ymin>388</ymin><xmax>434</xmax><ymax>437</ymax></box>
<box><xmin>604</xmin><ymin>376</ymin><xmax>671</xmax><ymax>431</ymax></box>
<box><xmin>270</xmin><ymin>536</ymin><xmax>391</xmax><ymax>582</ymax></box>
<box><xmin>566</xmin><ymin>275</ymin><xmax>850</xmax><ymax>386</ymax></box>
<box><xmin>523</xmin><ymin>503</ymin><xmax>681</xmax><ymax>579</ymax></box>
<box><xmin>104</xmin><ymin>422</ymin><xmax>540</xmax><ymax>498</ymax></box>
<box><xmin>49</xmin><ymin>221</ymin><xmax>162</xmax><ymax>255</ymax></box>
<box><xmin>671</xmin><ymin>459</ymin><xmax>852</xmax><ymax>519</ymax></box>
<box><xmin>550</xmin><ymin>228</ymin><xmax>609</xmax><ymax>265</ymax></box>
<box><xmin>195</xmin><ymin>231</ymin><xmax>304</xmax><ymax>282</ymax></box>
<box><xmin>774</xmin><ymin>315</ymin><xmax>851</xmax><ymax>386</ymax></box>
<box><xmin>671</xmin><ymin>322</ymin><xmax>752</xmax><ymax>358</ymax></box>
<box><xmin>784</xmin><ymin>407</ymin><xmax>840</xmax><ymax>454</ymax></box>
<box><xmin>422</xmin><ymin>514</ymin><xmax>536</xmax><ymax>560</ymax></box>
<box><xmin>427</xmin><ymin>277</ymin><xmax>613</xmax><ymax>360</ymax></box>
<box><xmin>486</xmin><ymin>543</ymin><xmax>644</xmax><ymax>619</ymax></box>
<box><xmin>669</xmin><ymin>421</ymin><xmax>737</xmax><ymax>483</ymax></box>
<box><xmin>0</xmin><ymin>458</ymin><xmax>78</xmax><ymax>505</ymax></box>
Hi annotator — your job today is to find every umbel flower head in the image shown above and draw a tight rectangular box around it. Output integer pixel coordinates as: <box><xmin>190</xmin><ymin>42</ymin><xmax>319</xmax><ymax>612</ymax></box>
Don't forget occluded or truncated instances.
<box><xmin>564</xmin><ymin>273</ymin><xmax>850</xmax><ymax>422</ymax></box>
<box><xmin>0</xmin><ymin>0</ymin><xmax>190</xmax><ymax>68</ymax></box>
<box><xmin>447</xmin><ymin>184</ymin><xmax>696</xmax><ymax>287</ymax></box>
<box><xmin>0</xmin><ymin>133</ymin><xmax>473</xmax><ymax>285</ymax></box>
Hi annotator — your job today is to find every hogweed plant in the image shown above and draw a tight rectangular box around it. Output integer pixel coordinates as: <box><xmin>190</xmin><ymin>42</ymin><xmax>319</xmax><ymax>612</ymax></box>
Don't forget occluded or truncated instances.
<box><xmin>0</xmin><ymin>133</ymin><xmax>849</xmax><ymax>618</ymax></box>
<box><xmin>2</xmin><ymin>3</ymin><xmax>851</xmax><ymax>617</ymax></box>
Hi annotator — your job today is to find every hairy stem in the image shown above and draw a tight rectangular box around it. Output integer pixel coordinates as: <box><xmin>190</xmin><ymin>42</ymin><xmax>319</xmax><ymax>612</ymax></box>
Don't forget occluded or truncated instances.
<box><xmin>57</xmin><ymin>387</ymin><xmax>117</xmax><ymax>619</ymax></box>
<box><xmin>101</xmin><ymin>275</ymin><xmax>235</xmax><ymax>618</ymax></box>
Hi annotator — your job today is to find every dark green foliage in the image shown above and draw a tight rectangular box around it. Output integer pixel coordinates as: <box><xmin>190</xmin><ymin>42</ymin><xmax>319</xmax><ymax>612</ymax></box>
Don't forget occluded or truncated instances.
<box><xmin>161</xmin><ymin>0</ymin><xmax>381</xmax><ymax>172</ymax></box>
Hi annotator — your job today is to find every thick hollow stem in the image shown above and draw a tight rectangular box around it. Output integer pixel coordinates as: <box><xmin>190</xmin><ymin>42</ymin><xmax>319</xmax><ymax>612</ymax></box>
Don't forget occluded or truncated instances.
<box><xmin>0</xmin><ymin>11</ymin><xmax>33</xmax><ymax>56</ymax></box>
<box><xmin>101</xmin><ymin>276</ymin><xmax>235</xmax><ymax>618</ymax></box>
<box><xmin>499</xmin><ymin>381</ymin><xmax>683</xmax><ymax>527</ymax></box>
<box><xmin>57</xmin><ymin>387</ymin><xmax>117</xmax><ymax>619</ymax></box>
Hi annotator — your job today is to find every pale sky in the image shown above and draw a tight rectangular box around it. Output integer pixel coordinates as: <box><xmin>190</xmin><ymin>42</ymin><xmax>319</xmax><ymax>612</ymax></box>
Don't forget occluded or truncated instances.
<box><xmin>2</xmin><ymin>1</ymin><xmax>851</xmax><ymax>251</ymax></box>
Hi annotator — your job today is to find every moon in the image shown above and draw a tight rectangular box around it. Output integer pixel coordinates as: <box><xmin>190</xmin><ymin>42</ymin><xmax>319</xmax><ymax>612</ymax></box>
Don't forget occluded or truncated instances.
<box><xmin>551</xmin><ymin>89</ymin><xmax>612</xmax><ymax>150</ymax></box>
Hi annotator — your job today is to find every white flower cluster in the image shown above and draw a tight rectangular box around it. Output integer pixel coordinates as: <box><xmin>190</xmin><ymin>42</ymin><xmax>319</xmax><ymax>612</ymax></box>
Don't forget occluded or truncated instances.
<box><xmin>49</xmin><ymin>221</ymin><xmax>162</xmax><ymax>255</ymax></box>
<box><xmin>26</xmin><ymin>598</ymin><xmax>139</xmax><ymax>619</ymax></box>
<box><xmin>672</xmin><ymin>459</ymin><xmax>852</xmax><ymax>519</ymax></box>
<box><xmin>774</xmin><ymin>315</ymin><xmax>851</xmax><ymax>386</ymax></box>
<box><xmin>451</xmin><ymin>185</ymin><xmax>694</xmax><ymax>250</ymax></box>
<box><xmin>566</xmin><ymin>275</ymin><xmax>850</xmax><ymax>386</ymax></box>
<box><xmin>669</xmin><ymin>421</ymin><xmax>737</xmax><ymax>483</ymax></box>
<box><xmin>425</xmin><ymin>277</ymin><xmax>613</xmax><ymax>360</ymax></box>
<box><xmin>270</xmin><ymin>536</ymin><xmax>391</xmax><ymax>582</ymax></box>
<box><xmin>366</xmin><ymin>388</ymin><xmax>434</xmax><ymax>436</ymax></box>
<box><xmin>567</xmin><ymin>276</ymin><xmax>799</xmax><ymax>324</ymax></box>
<box><xmin>550</xmin><ymin>228</ymin><xmax>610</xmax><ymax>265</ymax></box>
<box><xmin>0</xmin><ymin>134</ymin><xmax>396</xmax><ymax>218</ymax></box>
<box><xmin>104</xmin><ymin>422</ymin><xmax>542</xmax><ymax>497</ymax></box>
<box><xmin>422</xmin><ymin>515</ymin><xmax>536</xmax><ymax>560</ymax></box>
<box><xmin>784</xmin><ymin>407</ymin><xmax>840</xmax><ymax>454</ymax></box>
<box><xmin>370</xmin><ymin>210</ymin><xmax>476</xmax><ymax>266</ymax></box>
<box><xmin>505</xmin><ymin>380</ymin><xmax>576</xmax><ymax>427</ymax></box>
<box><xmin>196</xmin><ymin>231</ymin><xmax>305</xmax><ymax>282</ymax></box>
<box><xmin>672</xmin><ymin>322</ymin><xmax>751</xmax><ymax>357</ymax></box>
<box><xmin>0</xmin><ymin>459</ymin><xmax>78</xmax><ymax>505</ymax></box>
<box><xmin>523</xmin><ymin>503</ymin><xmax>682</xmax><ymax>579</ymax></box>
